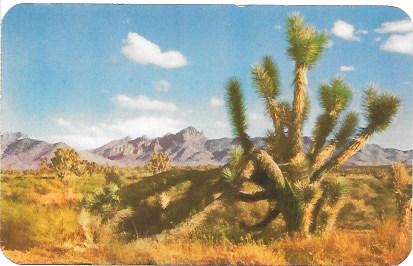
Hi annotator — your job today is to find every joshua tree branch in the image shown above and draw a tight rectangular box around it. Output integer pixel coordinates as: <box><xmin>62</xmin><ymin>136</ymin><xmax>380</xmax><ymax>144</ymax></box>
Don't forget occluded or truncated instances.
<box><xmin>267</xmin><ymin>99</ymin><xmax>284</xmax><ymax>136</ymax></box>
<box><xmin>312</xmin><ymin>143</ymin><xmax>336</xmax><ymax>170</ymax></box>
<box><xmin>242</xmin><ymin>207</ymin><xmax>281</xmax><ymax>228</ymax></box>
<box><xmin>309</xmin><ymin>113</ymin><xmax>338</xmax><ymax>161</ymax></box>
<box><xmin>312</xmin><ymin>111</ymin><xmax>359</xmax><ymax>171</ymax></box>
<box><xmin>252</xmin><ymin>149</ymin><xmax>286</xmax><ymax>189</ymax></box>
<box><xmin>324</xmin><ymin>199</ymin><xmax>346</xmax><ymax>233</ymax></box>
<box><xmin>309</xmin><ymin>191</ymin><xmax>327</xmax><ymax>233</ymax></box>
<box><xmin>238</xmin><ymin>191</ymin><xmax>270</xmax><ymax>202</ymax></box>
<box><xmin>310</xmin><ymin>130</ymin><xmax>371</xmax><ymax>182</ymax></box>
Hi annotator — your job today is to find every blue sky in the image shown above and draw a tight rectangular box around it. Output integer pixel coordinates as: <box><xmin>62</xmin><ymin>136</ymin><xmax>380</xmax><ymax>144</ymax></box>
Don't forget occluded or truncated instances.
<box><xmin>2</xmin><ymin>4</ymin><xmax>413</xmax><ymax>150</ymax></box>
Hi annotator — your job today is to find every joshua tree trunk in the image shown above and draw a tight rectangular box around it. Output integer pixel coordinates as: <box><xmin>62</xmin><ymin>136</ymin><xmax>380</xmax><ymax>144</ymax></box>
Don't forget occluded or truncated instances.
<box><xmin>289</xmin><ymin>63</ymin><xmax>308</xmax><ymax>166</ymax></box>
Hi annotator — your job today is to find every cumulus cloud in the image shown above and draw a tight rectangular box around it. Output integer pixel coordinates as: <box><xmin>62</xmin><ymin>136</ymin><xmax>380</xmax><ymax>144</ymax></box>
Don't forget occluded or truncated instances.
<box><xmin>154</xmin><ymin>80</ymin><xmax>171</xmax><ymax>92</ymax></box>
<box><xmin>121</xmin><ymin>32</ymin><xmax>187</xmax><ymax>69</ymax></box>
<box><xmin>375</xmin><ymin>19</ymin><xmax>413</xmax><ymax>33</ymax></box>
<box><xmin>375</xmin><ymin>19</ymin><xmax>413</xmax><ymax>55</ymax></box>
<box><xmin>331</xmin><ymin>20</ymin><xmax>365</xmax><ymax>41</ymax></box>
<box><xmin>113</xmin><ymin>94</ymin><xmax>177</xmax><ymax>111</ymax></box>
<box><xmin>380</xmin><ymin>32</ymin><xmax>413</xmax><ymax>55</ymax></box>
<box><xmin>209</xmin><ymin>97</ymin><xmax>225</xmax><ymax>107</ymax></box>
<box><xmin>339</xmin><ymin>65</ymin><xmax>355</xmax><ymax>72</ymax></box>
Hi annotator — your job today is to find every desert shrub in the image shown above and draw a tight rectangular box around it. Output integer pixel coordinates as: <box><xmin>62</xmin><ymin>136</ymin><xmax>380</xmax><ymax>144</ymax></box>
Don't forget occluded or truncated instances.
<box><xmin>0</xmin><ymin>200</ymin><xmax>81</xmax><ymax>250</ymax></box>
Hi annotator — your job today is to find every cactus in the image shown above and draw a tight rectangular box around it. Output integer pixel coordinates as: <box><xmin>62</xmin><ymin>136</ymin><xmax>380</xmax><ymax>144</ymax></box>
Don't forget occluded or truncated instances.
<box><xmin>225</xmin><ymin>13</ymin><xmax>400</xmax><ymax>236</ymax></box>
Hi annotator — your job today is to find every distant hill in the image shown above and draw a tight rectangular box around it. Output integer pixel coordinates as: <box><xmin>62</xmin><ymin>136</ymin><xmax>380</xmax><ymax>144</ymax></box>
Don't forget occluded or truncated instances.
<box><xmin>0</xmin><ymin>132</ymin><xmax>121</xmax><ymax>170</ymax></box>
<box><xmin>1</xmin><ymin>128</ymin><xmax>412</xmax><ymax>170</ymax></box>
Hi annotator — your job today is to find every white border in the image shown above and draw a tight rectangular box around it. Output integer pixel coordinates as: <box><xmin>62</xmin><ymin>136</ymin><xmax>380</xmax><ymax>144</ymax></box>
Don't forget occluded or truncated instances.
<box><xmin>0</xmin><ymin>1</ymin><xmax>412</xmax><ymax>266</ymax></box>
<box><xmin>1</xmin><ymin>0</ymin><xmax>413</xmax><ymax>19</ymax></box>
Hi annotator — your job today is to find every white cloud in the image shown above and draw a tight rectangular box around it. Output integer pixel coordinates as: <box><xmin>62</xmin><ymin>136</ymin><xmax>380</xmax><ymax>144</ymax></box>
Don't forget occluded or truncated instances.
<box><xmin>121</xmin><ymin>32</ymin><xmax>187</xmax><ymax>69</ymax></box>
<box><xmin>380</xmin><ymin>32</ymin><xmax>413</xmax><ymax>55</ymax></box>
<box><xmin>209</xmin><ymin>97</ymin><xmax>225</xmax><ymax>107</ymax></box>
<box><xmin>339</xmin><ymin>65</ymin><xmax>355</xmax><ymax>72</ymax></box>
<box><xmin>331</xmin><ymin>20</ymin><xmax>363</xmax><ymax>41</ymax></box>
<box><xmin>154</xmin><ymin>80</ymin><xmax>171</xmax><ymax>92</ymax></box>
<box><xmin>403</xmin><ymin>81</ymin><xmax>411</xmax><ymax>85</ymax></box>
<box><xmin>52</xmin><ymin>116</ymin><xmax>188</xmax><ymax>149</ymax></box>
<box><xmin>375</xmin><ymin>19</ymin><xmax>413</xmax><ymax>56</ymax></box>
<box><xmin>375</xmin><ymin>19</ymin><xmax>413</xmax><ymax>34</ymax></box>
<box><xmin>113</xmin><ymin>94</ymin><xmax>177</xmax><ymax>111</ymax></box>
<box><xmin>46</xmin><ymin>135</ymin><xmax>114</xmax><ymax>150</ymax></box>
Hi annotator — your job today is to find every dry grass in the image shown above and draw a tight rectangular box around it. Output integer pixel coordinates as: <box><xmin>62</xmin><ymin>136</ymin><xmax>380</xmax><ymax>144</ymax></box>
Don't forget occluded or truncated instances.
<box><xmin>3</xmin><ymin>240</ymin><xmax>287</xmax><ymax>265</ymax></box>
<box><xmin>1</xmin><ymin>167</ymin><xmax>411</xmax><ymax>265</ymax></box>
<box><xmin>3</xmin><ymin>218</ymin><xmax>411</xmax><ymax>265</ymax></box>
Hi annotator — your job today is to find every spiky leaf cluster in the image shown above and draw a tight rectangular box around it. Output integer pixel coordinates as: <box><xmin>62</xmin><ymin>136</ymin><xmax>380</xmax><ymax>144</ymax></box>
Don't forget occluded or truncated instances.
<box><xmin>363</xmin><ymin>87</ymin><xmax>401</xmax><ymax>132</ymax></box>
<box><xmin>252</xmin><ymin>56</ymin><xmax>280</xmax><ymax>100</ymax></box>
<box><xmin>287</xmin><ymin>13</ymin><xmax>328</xmax><ymax>68</ymax></box>
<box><xmin>319</xmin><ymin>78</ymin><xmax>352</xmax><ymax>114</ymax></box>
<box><xmin>222</xmin><ymin>145</ymin><xmax>244</xmax><ymax>184</ymax></box>
<box><xmin>312</xmin><ymin>78</ymin><xmax>353</xmax><ymax>153</ymax></box>
<box><xmin>321</xmin><ymin>177</ymin><xmax>351</xmax><ymax>204</ymax></box>
<box><xmin>294</xmin><ymin>180</ymin><xmax>321</xmax><ymax>203</ymax></box>
<box><xmin>226</xmin><ymin>79</ymin><xmax>252</xmax><ymax>151</ymax></box>
<box><xmin>333</xmin><ymin>111</ymin><xmax>359</xmax><ymax>147</ymax></box>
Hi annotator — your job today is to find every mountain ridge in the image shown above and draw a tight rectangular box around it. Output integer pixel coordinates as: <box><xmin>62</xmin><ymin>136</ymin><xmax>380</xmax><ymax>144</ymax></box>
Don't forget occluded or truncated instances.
<box><xmin>1</xmin><ymin>128</ymin><xmax>412</xmax><ymax>170</ymax></box>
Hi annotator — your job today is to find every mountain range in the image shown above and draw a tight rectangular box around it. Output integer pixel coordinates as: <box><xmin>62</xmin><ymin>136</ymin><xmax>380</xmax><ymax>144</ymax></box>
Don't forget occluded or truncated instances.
<box><xmin>1</xmin><ymin>127</ymin><xmax>412</xmax><ymax>170</ymax></box>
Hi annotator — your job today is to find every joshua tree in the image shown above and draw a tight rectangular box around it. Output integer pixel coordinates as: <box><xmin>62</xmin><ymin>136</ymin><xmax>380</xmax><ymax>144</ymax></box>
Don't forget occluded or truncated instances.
<box><xmin>38</xmin><ymin>157</ymin><xmax>51</xmax><ymax>174</ymax></box>
<box><xmin>146</xmin><ymin>152</ymin><xmax>171</xmax><ymax>174</ymax></box>
<box><xmin>224</xmin><ymin>13</ymin><xmax>400</xmax><ymax>236</ymax></box>
<box><xmin>51</xmin><ymin>148</ymin><xmax>85</xmax><ymax>179</ymax></box>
